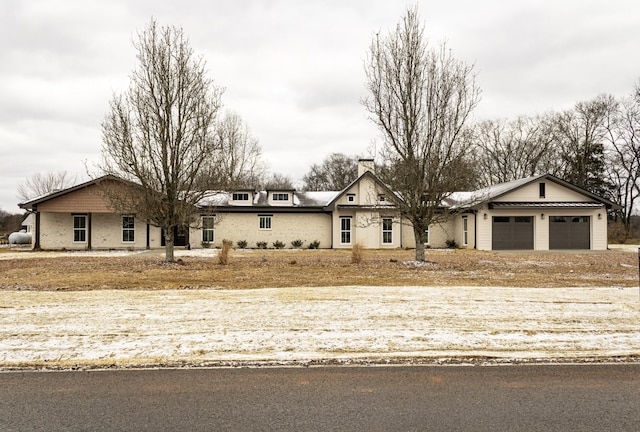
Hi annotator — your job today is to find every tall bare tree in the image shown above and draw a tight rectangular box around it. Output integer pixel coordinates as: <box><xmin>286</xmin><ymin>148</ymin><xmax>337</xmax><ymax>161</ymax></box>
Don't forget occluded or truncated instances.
<box><xmin>362</xmin><ymin>6</ymin><xmax>480</xmax><ymax>261</ymax></box>
<box><xmin>17</xmin><ymin>171</ymin><xmax>77</xmax><ymax>202</ymax></box>
<box><xmin>554</xmin><ymin>94</ymin><xmax>615</xmax><ymax>197</ymax></box>
<box><xmin>302</xmin><ymin>153</ymin><xmax>359</xmax><ymax>191</ymax></box>
<box><xmin>100</xmin><ymin>20</ymin><xmax>223</xmax><ymax>262</ymax></box>
<box><xmin>207</xmin><ymin>112</ymin><xmax>266</xmax><ymax>189</ymax></box>
<box><xmin>472</xmin><ymin>115</ymin><xmax>561</xmax><ymax>187</ymax></box>
<box><xmin>604</xmin><ymin>93</ymin><xmax>640</xmax><ymax>241</ymax></box>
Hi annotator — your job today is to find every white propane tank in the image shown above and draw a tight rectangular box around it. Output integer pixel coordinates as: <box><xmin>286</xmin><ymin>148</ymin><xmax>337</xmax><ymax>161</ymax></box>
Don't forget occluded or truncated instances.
<box><xmin>8</xmin><ymin>230</ymin><xmax>32</xmax><ymax>244</ymax></box>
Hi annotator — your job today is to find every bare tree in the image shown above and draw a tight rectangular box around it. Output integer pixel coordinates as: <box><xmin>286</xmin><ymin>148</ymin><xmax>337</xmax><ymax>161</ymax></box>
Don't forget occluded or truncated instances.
<box><xmin>472</xmin><ymin>115</ymin><xmax>560</xmax><ymax>187</ymax></box>
<box><xmin>17</xmin><ymin>171</ymin><xmax>77</xmax><ymax>202</ymax></box>
<box><xmin>604</xmin><ymin>94</ymin><xmax>640</xmax><ymax>241</ymax></box>
<box><xmin>100</xmin><ymin>20</ymin><xmax>223</xmax><ymax>262</ymax></box>
<box><xmin>302</xmin><ymin>153</ymin><xmax>359</xmax><ymax>191</ymax></box>
<box><xmin>553</xmin><ymin>94</ymin><xmax>615</xmax><ymax>197</ymax></box>
<box><xmin>362</xmin><ymin>6</ymin><xmax>480</xmax><ymax>261</ymax></box>
<box><xmin>206</xmin><ymin>112</ymin><xmax>266</xmax><ymax>189</ymax></box>
<box><xmin>0</xmin><ymin>209</ymin><xmax>24</xmax><ymax>235</ymax></box>
<box><xmin>262</xmin><ymin>173</ymin><xmax>295</xmax><ymax>190</ymax></box>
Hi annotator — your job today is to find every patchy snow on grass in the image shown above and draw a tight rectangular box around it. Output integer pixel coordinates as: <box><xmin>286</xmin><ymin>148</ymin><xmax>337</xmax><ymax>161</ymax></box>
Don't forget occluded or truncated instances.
<box><xmin>1</xmin><ymin>286</ymin><xmax>639</xmax><ymax>368</ymax></box>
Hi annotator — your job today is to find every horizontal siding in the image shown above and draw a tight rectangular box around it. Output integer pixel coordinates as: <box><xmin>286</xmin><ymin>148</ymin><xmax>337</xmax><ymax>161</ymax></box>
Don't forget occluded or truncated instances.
<box><xmin>38</xmin><ymin>184</ymin><xmax>113</xmax><ymax>213</ymax></box>
<box><xmin>495</xmin><ymin>180</ymin><xmax>593</xmax><ymax>202</ymax></box>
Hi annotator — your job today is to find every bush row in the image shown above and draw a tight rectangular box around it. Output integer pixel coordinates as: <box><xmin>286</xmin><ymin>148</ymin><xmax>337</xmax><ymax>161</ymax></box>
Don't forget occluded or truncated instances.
<box><xmin>203</xmin><ymin>239</ymin><xmax>320</xmax><ymax>249</ymax></box>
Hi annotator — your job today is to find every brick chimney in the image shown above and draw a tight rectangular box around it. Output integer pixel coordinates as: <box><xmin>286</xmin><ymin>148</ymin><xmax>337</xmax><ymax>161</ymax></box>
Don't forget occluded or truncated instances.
<box><xmin>357</xmin><ymin>158</ymin><xmax>375</xmax><ymax>177</ymax></box>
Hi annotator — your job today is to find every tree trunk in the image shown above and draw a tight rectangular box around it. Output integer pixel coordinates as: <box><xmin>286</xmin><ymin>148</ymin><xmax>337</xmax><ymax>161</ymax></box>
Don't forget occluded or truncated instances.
<box><xmin>414</xmin><ymin>228</ymin><xmax>425</xmax><ymax>262</ymax></box>
<box><xmin>164</xmin><ymin>227</ymin><xmax>175</xmax><ymax>263</ymax></box>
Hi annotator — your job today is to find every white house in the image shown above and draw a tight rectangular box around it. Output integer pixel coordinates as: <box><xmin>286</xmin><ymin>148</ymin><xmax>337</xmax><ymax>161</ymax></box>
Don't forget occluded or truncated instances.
<box><xmin>18</xmin><ymin>160</ymin><xmax>619</xmax><ymax>251</ymax></box>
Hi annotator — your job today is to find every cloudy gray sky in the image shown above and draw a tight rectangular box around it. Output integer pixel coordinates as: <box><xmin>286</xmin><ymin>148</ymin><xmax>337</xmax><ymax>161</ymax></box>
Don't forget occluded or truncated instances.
<box><xmin>2</xmin><ymin>0</ymin><xmax>639</xmax><ymax>212</ymax></box>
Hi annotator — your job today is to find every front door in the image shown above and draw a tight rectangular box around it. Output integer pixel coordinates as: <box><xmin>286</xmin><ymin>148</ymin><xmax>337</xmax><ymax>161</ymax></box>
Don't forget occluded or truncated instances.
<box><xmin>161</xmin><ymin>226</ymin><xmax>189</xmax><ymax>247</ymax></box>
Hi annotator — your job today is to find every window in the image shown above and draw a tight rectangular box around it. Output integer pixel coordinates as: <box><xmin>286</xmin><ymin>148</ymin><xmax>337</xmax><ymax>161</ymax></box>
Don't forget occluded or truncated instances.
<box><xmin>202</xmin><ymin>216</ymin><xmax>215</xmax><ymax>242</ymax></box>
<box><xmin>378</xmin><ymin>194</ymin><xmax>386</xmax><ymax>202</ymax></box>
<box><xmin>272</xmin><ymin>193</ymin><xmax>289</xmax><ymax>201</ymax></box>
<box><xmin>340</xmin><ymin>217</ymin><xmax>352</xmax><ymax>244</ymax></box>
<box><xmin>539</xmin><ymin>182</ymin><xmax>546</xmax><ymax>198</ymax></box>
<box><xmin>347</xmin><ymin>194</ymin><xmax>355</xmax><ymax>203</ymax></box>
<box><xmin>73</xmin><ymin>215</ymin><xmax>86</xmax><ymax>242</ymax></box>
<box><xmin>122</xmin><ymin>215</ymin><xmax>135</xmax><ymax>243</ymax></box>
<box><xmin>232</xmin><ymin>192</ymin><xmax>249</xmax><ymax>201</ymax></box>
<box><xmin>462</xmin><ymin>216</ymin><xmax>468</xmax><ymax>246</ymax></box>
<box><xmin>259</xmin><ymin>214</ymin><xmax>272</xmax><ymax>230</ymax></box>
<box><xmin>424</xmin><ymin>226</ymin><xmax>429</xmax><ymax>245</ymax></box>
<box><xmin>382</xmin><ymin>218</ymin><xmax>393</xmax><ymax>244</ymax></box>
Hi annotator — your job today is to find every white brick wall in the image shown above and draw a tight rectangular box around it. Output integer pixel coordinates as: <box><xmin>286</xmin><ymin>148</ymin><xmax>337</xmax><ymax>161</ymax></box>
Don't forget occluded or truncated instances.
<box><xmin>191</xmin><ymin>212</ymin><xmax>332</xmax><ymax>249</ymax></box>
<box><xmin>38</xmin><ymin>212</ymin><xmax>160</xmax><ymax>250</ymax></box>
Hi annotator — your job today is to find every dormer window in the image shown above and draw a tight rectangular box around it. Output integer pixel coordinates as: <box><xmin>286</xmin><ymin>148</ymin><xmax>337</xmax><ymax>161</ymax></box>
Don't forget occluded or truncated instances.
<box><xmin>347</xmin><ymin>194</ymin><xmax>355</xmax><ymax>203</ymax></box>
<box><xmin>378</xmin><ymin>194</ymin><xmax>386</xmax><ymax>202</ymax></box>
<box><xmin>272</xmin><ymin>193</ymin><xmax>289</xmax><ymax>201</ymax></box>
<box><xmin>232</xmin><ymin>192</ymin><xmax>249</xmax><ymax>201</ymax></box>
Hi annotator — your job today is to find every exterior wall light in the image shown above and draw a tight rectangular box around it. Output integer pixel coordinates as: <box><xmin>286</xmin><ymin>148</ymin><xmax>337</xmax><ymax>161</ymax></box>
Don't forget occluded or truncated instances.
<box><xmin>483</xmin><ymin>213</ymin><xmax>488</xmax><ymax>220</ymax></box>
<box><xmin>598</xmin><ymin>213</ymin><xmax>602</xmax><ymax>220</ymax></box>
<box><xmin>541</xmin><ymin>213</ymin><xmax>545</xmax><ymax>220</ymax></box>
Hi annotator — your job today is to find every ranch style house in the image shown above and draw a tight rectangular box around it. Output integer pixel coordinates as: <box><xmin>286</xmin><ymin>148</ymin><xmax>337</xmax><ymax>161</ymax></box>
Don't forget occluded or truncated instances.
<box><xmin>19</xmin><ymin>160</ymin><xmax>619</xmax><ymax>252</ymax></box>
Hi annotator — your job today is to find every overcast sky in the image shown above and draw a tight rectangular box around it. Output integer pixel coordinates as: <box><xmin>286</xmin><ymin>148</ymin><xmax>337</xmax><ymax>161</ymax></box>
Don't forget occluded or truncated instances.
<box><xmin>2</xmin><ymin>0</ymin><xmax>640</xmax><ymax>212</ymax></box>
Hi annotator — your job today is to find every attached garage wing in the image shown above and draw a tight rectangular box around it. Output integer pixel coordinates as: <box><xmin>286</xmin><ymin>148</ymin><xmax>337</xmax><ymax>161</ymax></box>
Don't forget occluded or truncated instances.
<box><xmin>549</xmin><ymin>216</ymin><xmax>590</xmax><ymax>249</ymax></box>
<box><xmin>492</xmin><ymin>216</ymin><xmax>533</xmax><ymax>250</ymax></box>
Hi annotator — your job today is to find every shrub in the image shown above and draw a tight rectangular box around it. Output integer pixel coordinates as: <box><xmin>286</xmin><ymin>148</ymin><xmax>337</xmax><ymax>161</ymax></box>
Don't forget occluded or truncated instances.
<box><xmin>308</xmin><ymin>240</ymin><xmax>320</xmax><ymax>249</ymax></box>
<box><xmin>218</xmin><ymin>239</ymin><xmax>233</xmax><ymax>265</ymax></box>
<box><xmin>256</xmin><ymin>241</ymin><xmax>267</xmax><ymax>249</ymax></box>
<box><xmin>351</xmin><ymin>243</ymin><xmax>364</xmax><ymax>264</ymax></box>
<box><xmin>446</xmin><ymin>239</ymin><xmax>458</xmax><ymax>249</ymax></box>
<box><xmin>291</xmin><ymin>239</ymin><xmax>304</xmax><ymax>248</ymax></box>
<box><xmin>273</xmin><ymin>240</ymin><xmax>285</xmax><ymax>249</ymax></box>
<box><xmin>237</xmin><ymin>240</ymin><xmax>248</xmax><ymax>249</ymax></box>
<box><xmin>201</xmin><ymin>241</ymin><xmax>211</xmax><ymax>249</ymax></box>
<box><xmin>608</xmin><ymin>221</ymin><xmax>629</xmax><ymax>244</ymax></box>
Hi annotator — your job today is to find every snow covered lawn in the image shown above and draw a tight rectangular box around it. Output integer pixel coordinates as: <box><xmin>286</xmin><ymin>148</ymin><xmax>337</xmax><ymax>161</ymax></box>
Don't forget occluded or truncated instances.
<box><xmin>1</xmin><ymin>285</ymin><xmax>638</xmax><ymax>368</ymax></box>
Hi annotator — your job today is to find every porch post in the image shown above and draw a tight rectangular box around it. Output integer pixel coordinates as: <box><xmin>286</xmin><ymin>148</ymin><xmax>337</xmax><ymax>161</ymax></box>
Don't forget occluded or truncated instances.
<box><xmin>87</xmin><ymin>213</ymin><xmax>92</xmax><ymax>250</ymax></box>
<box><xmin>34</xmin><ymin>211</ymin><xmax>41</xmax><ymax>250</ymax></box>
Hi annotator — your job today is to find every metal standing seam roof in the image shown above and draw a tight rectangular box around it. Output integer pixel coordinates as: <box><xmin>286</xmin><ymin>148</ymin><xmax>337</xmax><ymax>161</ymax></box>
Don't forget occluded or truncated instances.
<box><xmin>197</xmin><ymin>190</ymin><xmax>341</xmax><ymax>209</ymax></box>
<box><xmin>489</xmin><ymin>202</ymin><xmax>605</xmax><ymax>208</ymax></box>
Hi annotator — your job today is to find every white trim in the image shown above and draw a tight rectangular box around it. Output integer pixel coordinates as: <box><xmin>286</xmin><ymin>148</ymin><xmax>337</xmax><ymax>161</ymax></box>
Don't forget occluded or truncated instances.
<box><xmin>121</xmin><ymin>215</ymin><xmax>135</xmax><ymax>243</ymax></box>
<box><xmin>202</xmin><ymin>215</ymin><xmax>215</xmax><ymax>243</ymax></box>
<box><xmin>382</xmin><ymin>217</ymin><xmax>393</xmax><ymax>244</ymax></box>
<box><xmin>340</xmin><ymin>216</ymin><xmax>352</xmax><ymax>245</ymax></box>
<box><xmin>73</xmin><ymin>215</ymin><xmax>87</xmax><ymax>243</ymax></box>
<box><xmin>259</xmin><ymin>214</ymin><xmax>272</xmax><ymax>230</ymax></box>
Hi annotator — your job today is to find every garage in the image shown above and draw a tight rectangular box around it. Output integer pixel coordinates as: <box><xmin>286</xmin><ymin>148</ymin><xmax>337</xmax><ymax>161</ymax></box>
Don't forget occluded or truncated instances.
<box><xmin>549</xmin><ymin>216</ymin><xmax>590</xmax><ymax>249</ymax></box>
<box><xmin>492</xmin><ymin>216</ymin><xmax>533</xmax><ymax>250</ymax></box>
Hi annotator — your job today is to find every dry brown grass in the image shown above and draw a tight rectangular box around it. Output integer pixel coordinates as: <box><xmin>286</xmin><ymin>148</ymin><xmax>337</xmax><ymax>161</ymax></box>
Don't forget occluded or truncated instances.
<box><xmin>351</xmin><ymin>243</ymin><xmax>364</xmax><ymax>264</ymax></box>
<box><xmin>217</xmin><ymin>240</ymin><xmax>233</xmax><ymax>265</ymax></box>
<box><xmin>0</xmin><ymin>248</ymin><xmax>636</xmax><ymax>291</ymax></box>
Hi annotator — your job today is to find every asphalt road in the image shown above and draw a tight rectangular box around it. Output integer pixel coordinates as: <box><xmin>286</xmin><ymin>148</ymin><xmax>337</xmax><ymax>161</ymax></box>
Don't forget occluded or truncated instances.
<box><xmin>1</xmin><ymin>364</ymin><xmax>639</xmax><ymax>431</ymax></box>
